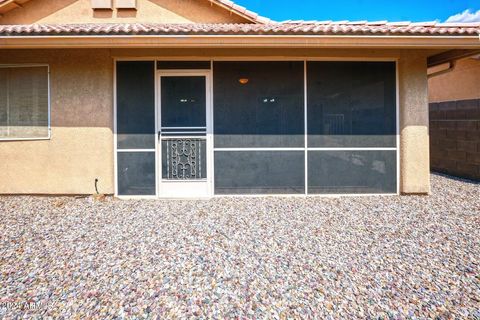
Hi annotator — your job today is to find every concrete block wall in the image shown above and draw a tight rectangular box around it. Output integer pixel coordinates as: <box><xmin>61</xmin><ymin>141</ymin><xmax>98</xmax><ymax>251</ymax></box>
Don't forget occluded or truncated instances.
<box><xmin>429</xmin><ymin>98</ymin><xmax>480</xmax><ymax>180</ymax></box>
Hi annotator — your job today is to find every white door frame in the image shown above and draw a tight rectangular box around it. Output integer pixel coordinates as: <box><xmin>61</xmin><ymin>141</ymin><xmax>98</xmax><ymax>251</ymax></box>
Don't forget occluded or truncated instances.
<box><xmin>156</xmin><ymin>70</ymin><xmax>214</xmax><ymax>198</ymax></box>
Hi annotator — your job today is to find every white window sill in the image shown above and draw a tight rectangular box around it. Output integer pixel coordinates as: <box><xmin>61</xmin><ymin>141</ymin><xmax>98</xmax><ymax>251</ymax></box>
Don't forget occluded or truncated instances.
<box><xmin>0</xmin><ymin>135</ymin><xmax>51</xmax><ymax>141</ymax></box>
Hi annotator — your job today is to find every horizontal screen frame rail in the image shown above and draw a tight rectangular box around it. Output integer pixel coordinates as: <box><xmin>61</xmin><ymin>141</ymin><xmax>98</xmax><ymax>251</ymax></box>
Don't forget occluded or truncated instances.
<box><xmin>160</xmin><ymin>132</ymin><xmax>207</xmax><ymax>135</ymax></box>
<box><xmin>214</xmin><ymin>147</ymin><xmax>397</xmax><ymax>152</ymax></box>
<box><xmin>214</xmin><ymin>148</ymin><xmax>304</xmax><ymax>151</ymax></box>
<box><xmin>161</xmin><ymin>179</ymin><xmax>209</xmax><ymax>183</ymax></box>
<box><xmin>161</xmin><ymin>126</ymin><xmax>207</xmax><ymax>130</ymax></box>
<box><xmin>117</xmin><ymin>149</ymin><xmax>156</xmax><ymax>152</ymax></box>
<box><xmin>308</xmin><ymin>147</ymin><xmax>397</xmax><ymax>151</ymax></box>
<box><xmin>161</xmin><ymin>135</ymin><xmax>207</xmax><ymax>140</ymax></box>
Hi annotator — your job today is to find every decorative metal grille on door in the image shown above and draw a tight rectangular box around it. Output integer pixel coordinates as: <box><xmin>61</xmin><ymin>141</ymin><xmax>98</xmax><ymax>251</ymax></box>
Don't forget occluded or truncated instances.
<box><xmin>162</xmin><ymin>138</ymin><xmax>207</xmax><ymax>180</ymax></box>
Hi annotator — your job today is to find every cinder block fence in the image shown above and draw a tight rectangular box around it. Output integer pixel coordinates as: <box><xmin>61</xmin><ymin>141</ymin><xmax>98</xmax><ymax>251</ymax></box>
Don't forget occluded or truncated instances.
<box><xmin>429</xmin><ymin>98</ymin><xmax>480</xmax><ymax>180</ymax></box>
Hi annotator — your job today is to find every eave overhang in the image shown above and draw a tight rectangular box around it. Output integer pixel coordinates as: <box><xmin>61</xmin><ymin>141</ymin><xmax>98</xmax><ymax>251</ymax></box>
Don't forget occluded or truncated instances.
<box><xmin>0</xmin><ymin>22</ymin><xmax>478</xmax><ymax>49</ymax></box>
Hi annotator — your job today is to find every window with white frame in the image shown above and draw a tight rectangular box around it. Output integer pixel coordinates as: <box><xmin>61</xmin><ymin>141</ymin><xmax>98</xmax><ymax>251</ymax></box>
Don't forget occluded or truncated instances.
<box><xmin>0</xmin><ymin>65</ymin><xmax>50</xmax><ymax>140</ymax></box>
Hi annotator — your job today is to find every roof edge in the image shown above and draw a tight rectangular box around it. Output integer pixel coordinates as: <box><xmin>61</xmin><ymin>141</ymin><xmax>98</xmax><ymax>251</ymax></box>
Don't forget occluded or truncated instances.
<box><xmin>0</xmin><ymin>22</ymin><xmax>478</xmax><ymax>37</ymax></box>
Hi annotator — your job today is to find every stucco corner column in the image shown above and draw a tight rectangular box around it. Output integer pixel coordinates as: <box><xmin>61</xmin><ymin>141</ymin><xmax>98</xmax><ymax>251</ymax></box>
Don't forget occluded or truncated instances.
<box><xmin>399</xmin><ymin>51</ymin><xmax>431</xmax><ymax>194</ymax></box>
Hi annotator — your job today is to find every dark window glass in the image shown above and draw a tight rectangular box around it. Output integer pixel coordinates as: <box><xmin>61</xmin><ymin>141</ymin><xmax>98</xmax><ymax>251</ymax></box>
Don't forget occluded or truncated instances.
<box><xmin>157</xmin><ymin>61</ymin><xmax>211</xmax><ymax>70</ymax></box>
<box><xmin>307</xmin><ymin>61</ymin><xmax>396</xmax><ymax>148</ymax></box>
<box><xmin>214</xmin><ymin>61</ymin><xmax>304</xmax><ymax>148</ymax></box>
<box><xmin>117</xmin><ymin>152</ymin><xmax>156</xmax><ymax>196</ymax></box>
<box><xmin>117</xmin><ymin>61</ymin><xmax>155</xmax><ymax>149</ymax></box>
<box><xmin>214</xmin><ymin>151</ymin><xmax>305</xmax><ymax>194</ymax></box>
<box><xmin>308</xmin><ymin>150</ymin><xmax>397</xmax><ymax>194</ymax></box>
<box><xmin>161</xmin><ymin>76</ymin><xmax>206</xmax><ymax>128</ymax></box>
<box><xmin>162</xmin><ymin>139</ymin><xmax>207</xmax><ymax>180</ymax></box>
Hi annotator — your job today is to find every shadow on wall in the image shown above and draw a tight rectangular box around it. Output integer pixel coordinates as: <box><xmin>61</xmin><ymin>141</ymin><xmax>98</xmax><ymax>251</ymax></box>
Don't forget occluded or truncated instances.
<box><xmin>0</xmin><ymin>0</ymin><xmax>78</xmax><ymax>24</ymax></box>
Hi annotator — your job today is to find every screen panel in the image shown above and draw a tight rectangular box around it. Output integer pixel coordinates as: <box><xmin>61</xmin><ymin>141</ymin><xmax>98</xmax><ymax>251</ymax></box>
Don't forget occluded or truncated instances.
<box><xmin>308</xmin><ymin>150</ymin><xmax>397</xmax><ymax>194</ymax></box>
<box><xmin>0</xmin><ymin>68</ymin><xmax>8</xmax><ymax>137</ymax></box>
<box><xmin>161</xmin><ymin>76</ymin><xmax>206</xmax><ymax>128</ymax></box>
<box><xmin>214</xmin><ymin>151</ymin><xmax>305</xmax><ymax>194</ymax></box>
<box><xmin>117</xmin><ymin>152</ymin><xmax>156</xmax><ymax>196</ymax></box>
<box><xmin>307</xmin><ymin>61</ymin><xmax>396</xmax><ymax>148</ymax></box>
<box><xmin>214</xmin><ymin>61</ymin><xmax>305</xmax><ymax>148</ymax></box>
<box><xmin>116</xmin><ymin>61</ymin><xmax>155</xmax><ymax>149</ymax></box>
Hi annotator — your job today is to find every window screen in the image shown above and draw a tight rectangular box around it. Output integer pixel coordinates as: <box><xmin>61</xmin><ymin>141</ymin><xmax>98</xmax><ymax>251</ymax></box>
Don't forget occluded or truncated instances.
<box><xmin>161</xmin><ymin>76</ymin><xmax>206</xmax><ymax>128</ymax></box>
<box><xmin>116</xmin><ymin>61</ymin><xmax>157</xmax><ymax>196</ymax></box>
<box><xmin>117</xmin><ymin>152</ymin><xmax>156</xmax><ymax>196</ymax></box>
<box><xmin>116</xmin><ymin>61</ymin><xmax>155</xmax><ymax>149</ymax></box>
<box><xmin>307</xmin><ymin>61</ymin><xmax>396</xmax><ymax>148</ymax></box>
<box><xmin>215</xmin><ymin>151</ymin><xmax>305</xmax><ymax>194</ymax></box>
<box><xmin>0</xmin><ymin>66</ymin><xmax>49</xmax><ymax>139</ymax></box>
<box><xmin>214</xmin><ymin>61</ymin><xmax>304</xmax><ymax>148</ymax></box>
<box><xmin>308</xmin><ymin>150</ymin><xmax>397</xmax><ymax>194</ymax></box>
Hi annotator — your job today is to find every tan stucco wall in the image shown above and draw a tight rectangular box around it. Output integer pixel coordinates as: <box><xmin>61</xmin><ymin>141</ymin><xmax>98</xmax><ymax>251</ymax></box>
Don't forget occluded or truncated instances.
<box><xmin>0</xmin><ymin>0</ymin><xmax>248</xmax><ymax>24</ymax></box>
<box><xmin>0</xmin><ymin>48</ymin><xmax>432</xmax><ymax>194</ymax></box>
<box><xmin>428</xmin><ymin>57</ymin><xmax>480</xmax><ymax>103</ymax></box>
<box><xmin>0</xmin><ymin>49</ymin><xmax>114</xmax><ymax>194</ymax></box>
<box><xmin>398</xmin><ymin>51</ymin><xmax>431</xmax><ymax>194</ymax></box>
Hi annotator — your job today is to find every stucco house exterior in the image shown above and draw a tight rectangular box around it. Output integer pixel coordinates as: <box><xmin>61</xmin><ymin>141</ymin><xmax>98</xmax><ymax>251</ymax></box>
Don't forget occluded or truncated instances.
<box><xmin>428</xmin><ymin>54</ymin><xmax>480</xmax><ymax>181</ymax></box>
<box><xmin>0</xmin><ymin>0</ymin><xmax>479</xmax><ymax>198</ymax></box>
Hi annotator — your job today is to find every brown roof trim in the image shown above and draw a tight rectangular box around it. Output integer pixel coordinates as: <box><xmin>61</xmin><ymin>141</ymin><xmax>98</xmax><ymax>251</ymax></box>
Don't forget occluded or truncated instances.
<box><xmin>0</xmin><ymin>22</ymin><xmax>478</xmax><ymax>37</ymax></box>
<box><xmin>428</xmin><ymin>49</ymin><xmax>480</xmax><ymax>67</ymax></box>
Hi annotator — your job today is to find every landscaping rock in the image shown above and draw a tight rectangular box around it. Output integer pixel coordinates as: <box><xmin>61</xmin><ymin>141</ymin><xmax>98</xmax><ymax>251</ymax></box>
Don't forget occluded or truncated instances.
<box><xmin>0</xmin><ymin>174</ymin><xmax>478</xmax><ymax>318</ymax></box>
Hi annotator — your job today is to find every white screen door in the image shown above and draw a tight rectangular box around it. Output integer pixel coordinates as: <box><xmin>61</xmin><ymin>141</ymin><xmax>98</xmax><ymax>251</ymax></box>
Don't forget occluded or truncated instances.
<box><xmin>157</xmin><ymin>71</ymin><xmax>213</xmax><ymax>198</ymax></box>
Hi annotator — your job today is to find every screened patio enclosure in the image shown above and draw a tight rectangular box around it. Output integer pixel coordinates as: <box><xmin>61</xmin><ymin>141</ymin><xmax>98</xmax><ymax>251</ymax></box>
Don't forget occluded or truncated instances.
<box><xmin>115</xmin><ymin>60</ymin><xmax>398</xmax><ymax>197</ymax></box>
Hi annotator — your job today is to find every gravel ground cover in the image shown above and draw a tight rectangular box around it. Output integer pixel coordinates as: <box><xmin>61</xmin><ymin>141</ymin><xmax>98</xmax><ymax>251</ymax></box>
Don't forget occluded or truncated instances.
<box><xmin>0</xmin><ymin>173</ymin><xmax>479</xmax><ymax>319</ymax></box>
